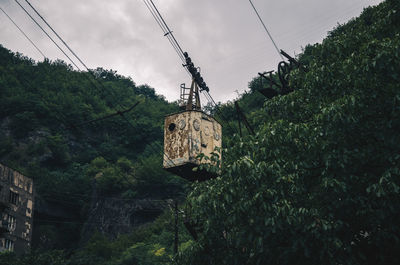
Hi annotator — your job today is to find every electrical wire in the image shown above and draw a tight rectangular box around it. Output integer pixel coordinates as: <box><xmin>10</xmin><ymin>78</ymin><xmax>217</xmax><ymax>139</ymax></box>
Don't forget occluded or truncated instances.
<box><xmin>148</xmin><ymin>0</ymin><xmax>185</xmax><ymax>56</ymax></box>
<box><xmin>23</xmin><ymin>0</ymin><xmax>89</xmax><ymax>69</ymax></box>
<box><xmin>19</xmin><ymin>0</ymin><xmax>130</xmax><ymax>113</ymax></box>
<box><xmin>143</xmin><ymin>0</ymin><xmax>184</xmax><ymax>62</ymax></box>
<box><xmin>0</xmin><ymin>6</ymin><xmax>46</xmax><ymax>58</ymax></box>
<box><xmin>39</xmin><ymin>195</ymin><xmax>173</xmax><ymax>208</ymax></box>
<box><xmin>34</xmin><ymin>218</ymin><xmax>160</xmax><ymax>226</ymax></box>
<box><xmin>247</xmin><ymin>0</ymin><xmax>284</xmax><ymax>61</ymax></box>
<box><xmin>142</xmin><ymin>0</ymin><xmax>186</xmax><ymax>63</ymax></box>
<box><xmin>40</xmin><ymin>191</ymin><xmax>175</xmax><ymax>202</ymax></box>
<box><xmin>14</xmin><ymin>0</ymin><xmax>81</xmax><ymax>70</ymax></box>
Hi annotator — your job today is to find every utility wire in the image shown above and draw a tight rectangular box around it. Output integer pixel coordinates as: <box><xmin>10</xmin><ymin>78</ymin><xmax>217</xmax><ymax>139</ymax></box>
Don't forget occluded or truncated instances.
<box><xmin>14</xmin><ymin>0</ymin><xmax>81</xmax><ymax>70</ymax></box>
<box><xmin>247</xmin><ymin>0</ymin><xmax>284</xmax><ymax>61</ymax></box>
<box><xmin>148</xmin><ymin>0</ymin><xmax>185</xmax><ymax>56</ymax></box>
<box><xmin>143</xmin><ymin>0</ymin><xmax>204</xmax><ymax>81</ymax></box>
<box><xmin>0</xmin><ymin>6</ymin><xmax>46</xmax><ymax>58</ymax></box>
<box><xmin>34</xmin><ymin>218</ymin><xmax>162</xmax><ymax>226</ymax></box>
<box><xmin>20</xmin><ymin>0</ymin><xmax>130</xmax><ymax>113</ymax></box>
<box><xmin>71</xmin><ymin>101</ymin><xmax>141</xmax><ymax>128</ymax></box>
<box><xmin>23</xmin><ymin>0</ymin><xmax>89</xmax><ymax>69</ymax></box>
<box><xmin>41</xmin><ymin>190</ymin><xmax>176</xmax><ymax>202</ymax></box>
<box><xmin>142</xmin><ymin>0</ymin><xmax>186</xmax><ymax>63</ymax></box>
<box><xmin>143</xmin><ymin>0</ymin><xmax>180</xmax><ymax>61</ymax></box>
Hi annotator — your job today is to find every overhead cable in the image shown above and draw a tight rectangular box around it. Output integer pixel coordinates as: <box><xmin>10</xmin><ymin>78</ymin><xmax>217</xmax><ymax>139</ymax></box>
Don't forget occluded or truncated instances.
<box><xmin>142</xmin><ymin>0</ymin><xmax>186</xmax><ymax>63</ymax></box>
<box><xmin>14</xmin><ymin>0</ymin><xmax>81</xmax><ymax>70</ymax></box>
<box><xmin>23</xmin><ymin>0</ymin><xmax>89</xmax><ymax>70</ymax></box>
<box><xmin>71</xmin><ymin>101</ymin><xmax>141</xmax><ymax>128</ymax></box>
<box><xmin>0</xmin><ymin>6</ymin><xmax>46</xmax><ymax>58</ymax></box>
<box><xmin>20</xmin><ymin>0</ymin><xmax>125</xmax><ymax>109</ymax></box>
<box><xmin>247</xmin><ymin>0</ymin><xmax>284</xmax><ymax>61</ymax></box>
<box><xmin>148</xmin><ymin>0</ymin><xmax>185</xmax><ymax>56</ymax></box>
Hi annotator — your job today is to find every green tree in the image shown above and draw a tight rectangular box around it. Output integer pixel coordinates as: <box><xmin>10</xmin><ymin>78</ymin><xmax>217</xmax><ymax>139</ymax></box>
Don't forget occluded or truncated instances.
<box><xmin>178</xmin><ymin>1</ymin><xmax>400</xmax><ymax>264</ymax></box>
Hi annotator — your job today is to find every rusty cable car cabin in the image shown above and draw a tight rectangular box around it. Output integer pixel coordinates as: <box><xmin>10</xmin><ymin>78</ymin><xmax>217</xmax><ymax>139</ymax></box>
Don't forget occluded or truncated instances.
<box><xmin>163</xmin><ymin>80</ymin><xmax>222</xmax><ymax>181</ymax></box>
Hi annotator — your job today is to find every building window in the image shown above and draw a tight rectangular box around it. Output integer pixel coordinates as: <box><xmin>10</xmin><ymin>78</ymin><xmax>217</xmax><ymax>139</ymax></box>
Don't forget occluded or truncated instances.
<box><xmin>7</xmin><ymin>170</ymin><xmax>14</xmax><ymax>184</ymax></box>
<box><xmin>9</xmin><ymin>191</ymin><xmax>19</xmax><ymax>205</ymax></box>
<box><xmin>4</xmin><ymin>239</ymin><xmax>14</xmax><ymax>251</ymax></box>
<box><xmin>7</xmin><ymin>215</ymin><xmax>16</xmax><ymax>231</ymax></box>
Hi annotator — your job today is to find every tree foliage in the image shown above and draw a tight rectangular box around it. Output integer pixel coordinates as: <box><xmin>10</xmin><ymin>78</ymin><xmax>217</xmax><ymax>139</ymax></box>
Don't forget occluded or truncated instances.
<box><xmin>178</xmin><ymin>1</ymin><xmax>400</xmax><ymax>264</ymax></box>
<box><xmin>0</xmin><ymin>40</ymin><xmax>185</xmax><ymax>249</ymax></box>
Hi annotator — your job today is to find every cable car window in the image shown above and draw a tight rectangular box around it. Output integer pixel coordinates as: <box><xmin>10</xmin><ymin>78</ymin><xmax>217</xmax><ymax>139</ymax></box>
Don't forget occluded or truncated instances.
<box><xmin>168</xmin><ymin>123</ymin><xmax>176</xmax><ymax>132</ymax></box>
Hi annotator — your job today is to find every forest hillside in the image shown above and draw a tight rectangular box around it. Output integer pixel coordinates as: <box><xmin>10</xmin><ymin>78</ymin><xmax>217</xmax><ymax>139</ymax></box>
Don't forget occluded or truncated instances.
<box><xmin>1</xmin><ymin>0</ymin><xmax>399</xmax><ymax>264</ymax></box>
<box><xmin>179</xmin><ymin>0</ymin><xmax>400</xmax><ymax>264</ymax></box>
<box><xmin>0</xmin><ymin>46</ymin><xmax>188</xmax><ymax>250</ymax></box>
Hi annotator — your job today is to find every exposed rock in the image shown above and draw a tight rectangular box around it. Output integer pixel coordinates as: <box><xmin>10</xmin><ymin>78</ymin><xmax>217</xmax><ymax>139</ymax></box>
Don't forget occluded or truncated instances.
<box><xmin>81</xmin><ymin>196</ymin><xmax>171</xmax><ymax>243</ymax></box>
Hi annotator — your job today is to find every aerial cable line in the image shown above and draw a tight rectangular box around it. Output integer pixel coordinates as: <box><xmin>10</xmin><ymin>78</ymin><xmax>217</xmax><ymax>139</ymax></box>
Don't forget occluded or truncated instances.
<box><xmin>142</xmin><ymin>0</ymin><xmax>186</xmax><ymax>63</ymax></box>
<box><xmin>143</xmin><ymin>0</ymin><xmax>197</xmax><ymax>81</ymax></box>
<box><xmin>21</xmin><ymin>0</ymin><xmax>122</xmax><ymax>103</ymax></box>
<box><xmin>247</xmin><ymin>0</ymin><xmax>284</xmax><ymax>61</ymax></box>
<box><xmin>145</xmin><ymin>2</ymin><xmax>185</xmax><ymax>62</ymax></box>
<box><xmin>71</xmin><ymin>101</ymin><xmax>141</xmax><ymax>129</ymax></box>
<box><xmin>15</xmin><ymin>0</ymin><xmax>116</xmax><ymax>106</ymax></box>
<box><xmin>148</xmin><ymin>0</ymin><xmax>185</xmax><ymax>56</ymax></box>
<box><xmin>18</xmin><ymin>0</ymin><xmax>137</xmax><ymax>116</ymax></box>
<box><xmin>14</xmin><ymin>0</ymin><xmax>81</xmax><ymax>70</ymax></box>
<box><xmin>23</xmin><ymin>0</ymin><xmax>90</xmax><ymax>70</ymax></box>
<box><xmin>42</xmin><ymin>189</ymin><xmax>175</xmax><ymax>202</ymax></box>
<box><xmin>142</xmin><ymin>1</ymin><xmax>204</xmax><ymax>89</ymax></box>
<box><xmin>143</xmin><ymin>0</ymin><xmax>183</xmax><ymax>62</ymax></box>
<box><xmin>0</xmin><ymin>6</ymin><xmax>46</xmax><ymax>58</ymax></box>
<box><xmin>144</xmin><ymin>0</ymin><xmax>186</xmax><ymax>61</ymax></box>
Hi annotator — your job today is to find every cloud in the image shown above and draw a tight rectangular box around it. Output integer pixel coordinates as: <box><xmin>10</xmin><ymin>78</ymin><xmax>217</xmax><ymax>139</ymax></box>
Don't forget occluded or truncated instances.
<box><xmin>1</xmin><ymin>0</ymin><xmax>383</xmax><ymax>103</ymax></box>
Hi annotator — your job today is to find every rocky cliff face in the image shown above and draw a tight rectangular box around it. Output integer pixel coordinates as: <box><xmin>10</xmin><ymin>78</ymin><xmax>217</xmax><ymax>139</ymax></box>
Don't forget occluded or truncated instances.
<box><xmin>81</xmin><ymin>195</ymin><xmax>171</xmax><ymax>242</ymax></box>
<box><xmin>32</xmin><ymin>189</ymin><xmax>172</xmax><ymax>248</ymax></box>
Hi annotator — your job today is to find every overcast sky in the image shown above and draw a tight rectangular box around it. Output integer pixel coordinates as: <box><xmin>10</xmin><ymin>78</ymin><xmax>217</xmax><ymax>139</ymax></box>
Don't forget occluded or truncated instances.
<box><xmin>1</xmin><ymin>0</ymin><xmax>383</xmax><ymax>104</ymax></box>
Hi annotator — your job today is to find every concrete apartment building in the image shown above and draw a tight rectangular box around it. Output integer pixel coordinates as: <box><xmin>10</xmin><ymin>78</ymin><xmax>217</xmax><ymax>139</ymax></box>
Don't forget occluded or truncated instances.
<box><xmin>0</xmin><ymin>163</ymin><xmax>34</xmax><ymax>255</ymax></box>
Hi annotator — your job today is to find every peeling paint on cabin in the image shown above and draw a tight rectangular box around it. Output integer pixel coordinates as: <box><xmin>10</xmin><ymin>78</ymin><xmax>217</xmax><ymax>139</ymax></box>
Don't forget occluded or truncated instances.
<box><xmin>163</xmin><ymin>110</ymin><xmax>222</xmax><ymax>180</ymax></box>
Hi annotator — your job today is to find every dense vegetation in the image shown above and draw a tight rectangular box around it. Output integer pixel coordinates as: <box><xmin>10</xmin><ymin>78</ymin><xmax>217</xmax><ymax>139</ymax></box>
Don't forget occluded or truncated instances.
<box><xmin>0</xmin><ymin>43</ymin><xmax>187</xmax><ymax>255</ymax></box>
<box><xmin>1</xmin><ymin>0</ymin><xmax>399</xmax><ymax>264</ymax></box>
<box><xmin>0</xmin><ymin>49</ymin><xmax>185</xmax><ymax>201</ymax></box>
<box><xmin>178</xmin><ymin>1</ymin><xmax>400</xmax><ymax>264</ymax></box>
